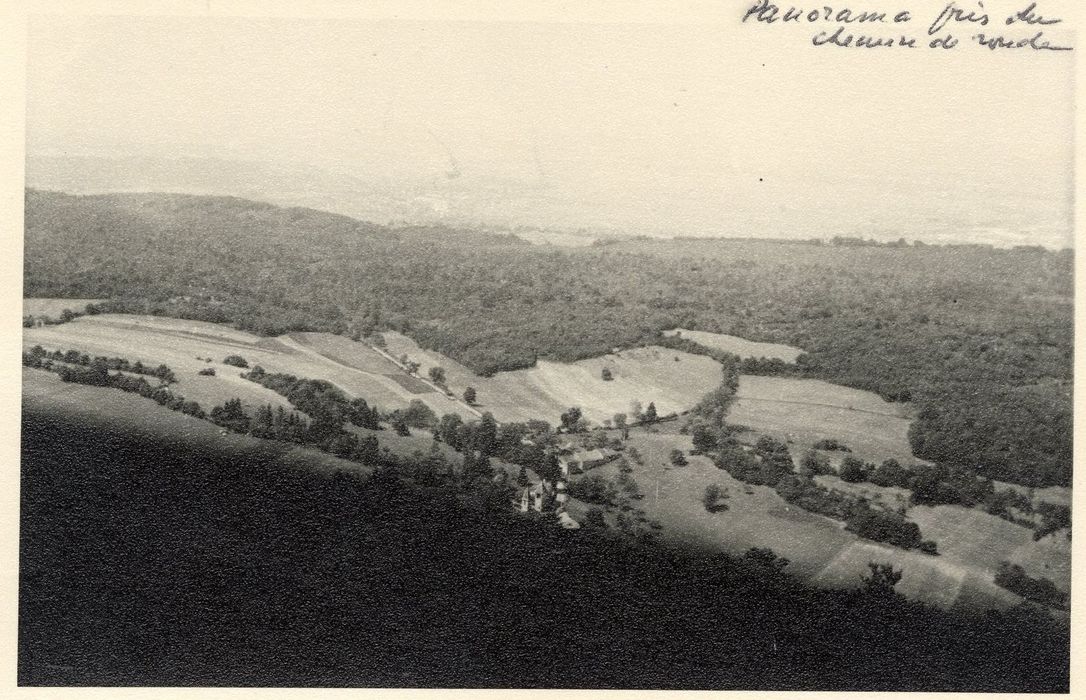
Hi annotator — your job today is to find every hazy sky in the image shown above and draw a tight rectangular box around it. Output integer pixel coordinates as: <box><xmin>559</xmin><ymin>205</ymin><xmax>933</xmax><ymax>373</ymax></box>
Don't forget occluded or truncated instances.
<box><xmin>26</xmin><ymin>8</ymin><xmax>1075</xmax><ymax>246</ymax></box>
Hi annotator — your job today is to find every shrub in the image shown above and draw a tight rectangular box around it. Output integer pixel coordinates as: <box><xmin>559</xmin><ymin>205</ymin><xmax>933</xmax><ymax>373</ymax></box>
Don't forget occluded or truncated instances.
<box><xmin>198</xmin><ymin>367</ymin><xmax>217</xmax><ymax>376</ymax></box>
<box><xmin>703</xmin><ymin>483</ymin><xmax>728</xmax><ymax>512</ymax></box>
<box><xmin>845</xmin><ymin>509</ymin><xmax>922</xmax><ymax>550</ymax></box>
<box><xmin>813</xmin><ymin>438</ymin><xmax>851</xmax><ymax>452</ymax></box>
<box><xmin>1034</xmin><ymin>502</ymin><xmax>1071</xmax><ymax>541</ymax></box>
<box><xmin>223</xmin><ymin>355</ymin><xmax>249</xmax><ymax>368</ymax></box>
<box><xmin>870</xmin><ymin>459</ymin><xmax>910</xmax><ymax>488</ymax></box>
<box><xmin>838</xmin><ymin>456</ymin><xmax>869</xmax><ymax>483</ymax></box>
<box><xmin>994</xmin><ymin>562</ymin><xmax>1068</xmax><ymax>609</ymax></box>
<box><xmin>800</xmin><ymin>450</ymin><xmax>832</xmax><ymax>476</ymax></box>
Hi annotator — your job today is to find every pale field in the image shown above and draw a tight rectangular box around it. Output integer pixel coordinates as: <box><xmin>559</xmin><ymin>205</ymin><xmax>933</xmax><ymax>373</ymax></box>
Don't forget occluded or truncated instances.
<box><xmin>728</xmin><ymin>375</ymin><xmax>917</xmax><ymax>465</ymax></box>
<box><xmin>908</xmin><ymin>504</ymin><xmax>1071</xmax><ymax>592</ymax></box>
<box><xmin>381</xmin><ymin>330</ymin><xmax>723</xmax><ymax>424</ymax></box>
<box><xmin>663</xmin><ymin>328</ymin><xmax>804</xmax><ymax>362</ymax></box>
<box><xmin>992</xmin><ymin>480</ymin><xmax>1073</xmax><ymax>508</ymax></box>
<box><xmin>23</xmin><ymin>314</ymin><xmax>473</xmax><ymax>419</ymax></box>
<box><xmin>23</xmin><ymin>298</ymin><xmax>105</xmax><ymax>319</ymax></box>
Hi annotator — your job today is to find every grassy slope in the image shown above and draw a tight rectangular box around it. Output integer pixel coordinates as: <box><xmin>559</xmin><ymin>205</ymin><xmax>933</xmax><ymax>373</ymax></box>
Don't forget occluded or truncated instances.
<box><xmin>602</xmin><ymin>422</ymin><xmax>1027</xmax><ymax>612</ymax></box>
<box><xmin>23</xmin><ymin>314</ymin><xmax>473</xmax><ymax>419</ymax></box>
<box><xmin>382</xmin><ymin>330</ymin><xmax>723</xmax><ymax>424</ymax></box>
<box><xmin>729</xmin><ymin>375</ymin><xmax>917</xmax><ymax>465</ymax></box>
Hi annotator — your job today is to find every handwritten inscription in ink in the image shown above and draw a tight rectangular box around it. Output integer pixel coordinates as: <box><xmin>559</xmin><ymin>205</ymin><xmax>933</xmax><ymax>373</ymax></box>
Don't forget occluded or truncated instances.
<box><xmin>742</xmin><ymin>1</ymin><xmax>1072</xmax><ymax>51</ymax></box>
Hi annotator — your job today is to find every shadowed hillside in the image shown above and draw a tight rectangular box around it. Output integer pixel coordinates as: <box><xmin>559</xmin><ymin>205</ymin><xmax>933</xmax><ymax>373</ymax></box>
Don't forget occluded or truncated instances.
<box><xmin>19</xmin><ymin>400</ymin><xmax>1069</xmax><ymax>690</ymax></box>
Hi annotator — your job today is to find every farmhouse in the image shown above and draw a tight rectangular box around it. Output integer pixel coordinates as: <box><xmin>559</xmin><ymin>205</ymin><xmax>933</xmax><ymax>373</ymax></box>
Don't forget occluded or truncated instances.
<box><xmin>558</xmin><ymin>448</ymin><xmax>620</xmax><ymax>477</ymax></box>
<box><xmin>520</xmin><ymin>479</ymin><xmax>556</xmax><ymax>512</ymax></box>
<box><xmin>518</xmin><ymin>480</ymin><xmax>579</xmax><ymax>527</ymax></box>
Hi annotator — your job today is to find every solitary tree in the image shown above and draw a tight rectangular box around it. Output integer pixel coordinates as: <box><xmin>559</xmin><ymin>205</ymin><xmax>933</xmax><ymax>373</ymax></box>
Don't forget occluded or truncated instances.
<box><xmin>463</xmin><ymin>386</ymin><xmax>477</xmax><ymax>405</ymax></box>
<box><xmin>428</xmin><ymin>366</ymin><xmax>447</xmax><ymax>385</ymax></box>
<box><xmin>560</xmin><ymin>407</ymin><xmax>584</xmax><ymax>433</ymax></box>
<box><xmin>861</xmin><ymin>562</ymin><xmax>903</xmax><ymax>598</ymax></box>
<box><xmin>391</xmin><ymin>413</ymin><xmax>410</xmax><ymax>436</ymax></box>
<box><xmin>644</xmin><ymin>402</ymin><xmax>658</xmax><ymax>423</ymax></box>
<box><xmin>601</xmin><ymin>367</ymin><xmax>613</xmax><ymax>381</ymax></box>
<box><xmin>703</xmin><ymin>483</ymin><xmax>725</xmax><ymax>512</ymax></box>
<box><xmin>475</xmin><ymin>412</ymin><xmax>499</xmax><ymax>457</ymax></box>
<box><xmin>613</xmin><ymin>413</ymin><xmax>629</xmax><ymax>440</ymax></box>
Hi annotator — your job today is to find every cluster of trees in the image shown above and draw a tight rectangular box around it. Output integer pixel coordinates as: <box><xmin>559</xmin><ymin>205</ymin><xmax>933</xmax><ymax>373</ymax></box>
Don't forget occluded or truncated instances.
<box><xmin>994</xmin><ymin>562</ymin><xmax>1068</xmax><ymax>610</ymax></box>
<box><xmin>1034</xmin><ymin>503</ymin><xmax>1071</xmax><ymax>542</ymax></box>
<box><xmin>24</xmin><ymin>190</ymin><xmax>1072</xmax><ymax>486</ymax></box>
<box><xmin>567</xmin><ymin>471</ymin><xmax>642</xmax><ymax>507</ymax></box>
<box><xmin>243</xmin><ymin>366</ymin><xmax>383</xmax><ymax>433</ymax></box>
<box><xmin>207</xmin><ymin>397</ymin><xmax>386</xmax><ymax>464</ymax></box>
<box><xmin>711</xmin><ymin>436</ymin><xmax>795</xmax><ymax>487</ymax></box>
<box><xmin>23</xmin><ymin>350</ymin><xmax>203</xmax><ymax>418</ymax></box>
<box><xmin>22</xmin><ymin>301</ymin><xmax>100</xmax><ymax>328</ymax></box>
<box><xmin>704</xmin><ymin>433</ymin><xmax>937</xmax><ymax>553</ymax></box>
<box><xmin>567</xmin><ymin>473</ymin><xmax>619</xmax><ymax>505</ymax></box>
<box><xmin>806</xmin><ymin>452</ymin><xmax>1054</xmax><ymax>535</ymax></box>
<box><xmin>23</xmin><ymin>345</ymin><xmax>176</xmax><ymax>384</ymax></box>
<box><xmin>775</xmin><ymin>474</ymin><xmax>938</xmax><ymax>554</ymax></box>
<box><xmin>22</xmin><ymin>404</ymin><xmax>1070</xmax><ymax>690</ymax></box>
<box><xmin>846</xmin><ymin>509</ymin><xmax>929</xmax><ymax>552</ymax></box>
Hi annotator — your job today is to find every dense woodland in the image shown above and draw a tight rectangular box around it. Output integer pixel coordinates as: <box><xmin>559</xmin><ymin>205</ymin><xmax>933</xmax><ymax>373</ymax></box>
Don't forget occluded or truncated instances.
<box><xmin>20</xmin><ymin>406</ymin><xmax>1069</xmax><ymax>690</ymax></box>
<box><xmin>24</xmin><ymin>190</ymin><xmax>1072</xmax><ymax>486</ymax></box>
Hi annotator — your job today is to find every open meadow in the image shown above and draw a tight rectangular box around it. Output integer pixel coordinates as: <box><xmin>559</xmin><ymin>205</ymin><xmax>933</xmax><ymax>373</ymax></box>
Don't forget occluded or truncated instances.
<box><xmin>23</xmin><ymin>298</ymin><xmax>104</xmax><ymax>319</ymax></box>
<box><xmin>729</xmin><ymin>375</ymin><xmax>918</xmax><ymax>465</ymax></box>
<box><xmin>381</xmin><ymin>331</ymin><xmax>723</xmax><ymax>424</ymax></box>
<box><xmin>663</xmin><ymin>328</ymin><xmax>804</xmax><ymax>362</ymax></box>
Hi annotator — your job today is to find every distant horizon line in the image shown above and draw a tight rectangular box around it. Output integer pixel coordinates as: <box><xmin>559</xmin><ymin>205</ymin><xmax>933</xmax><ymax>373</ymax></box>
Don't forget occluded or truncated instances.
<box><xmin>25</xmin><ymin>186</ymin><xmax>1074</xmax><ymax>253</ymax></box>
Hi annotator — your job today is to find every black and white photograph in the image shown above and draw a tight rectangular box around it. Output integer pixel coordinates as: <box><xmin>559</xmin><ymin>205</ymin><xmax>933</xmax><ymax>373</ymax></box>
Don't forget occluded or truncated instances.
<box><xmin>6</xmin><ymin>0</ymin><xmax>1078</xmax><ymax>693</ymax></box>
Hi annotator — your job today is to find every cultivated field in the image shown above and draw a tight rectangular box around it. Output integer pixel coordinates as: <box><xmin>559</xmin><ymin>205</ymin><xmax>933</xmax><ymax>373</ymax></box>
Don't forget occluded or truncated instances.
<box><xmin>23</xmin><ymin>298</ymin><xmax>104</xmax><ymax>319</ymax></box>
<box><xmin>381</xmin><ymin>331</ymin><xmax>723</xmax><ymax>424</ymax></box>
<box><xmin>663</xmin><ymin>328</ymin><xmax>804</xmax><ymax>362</ymax></box>
<box><xmin>729</xmin><ymin>375</ymin><xmax>918</xmax><ymax>465</ymax></box>
<box><xmin>23</xmin><ymin>313</ymin><xmax>473</xmax><ymax>420</ymax></box>
<box><xmin>908</xmin><ymin>504</ymin><xmax>1071</xmax><ymax>593</ymax></box>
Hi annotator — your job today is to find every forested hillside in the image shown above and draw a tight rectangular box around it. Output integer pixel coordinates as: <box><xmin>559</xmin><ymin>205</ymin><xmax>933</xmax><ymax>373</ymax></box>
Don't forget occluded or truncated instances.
<box><xmin>24</xmin><ymin>190</ymin><xmax>1073</xmax><ymax>486</ymax></box>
